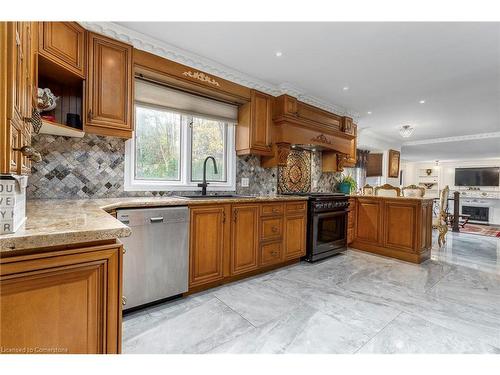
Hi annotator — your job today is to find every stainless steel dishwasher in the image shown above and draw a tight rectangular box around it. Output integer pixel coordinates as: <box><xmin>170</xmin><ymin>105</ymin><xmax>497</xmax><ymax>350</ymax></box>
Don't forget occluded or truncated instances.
<box><xmin>117</xmin><ymin>206</ymin><xmax>189</xmax><ymax>311</ymax></box>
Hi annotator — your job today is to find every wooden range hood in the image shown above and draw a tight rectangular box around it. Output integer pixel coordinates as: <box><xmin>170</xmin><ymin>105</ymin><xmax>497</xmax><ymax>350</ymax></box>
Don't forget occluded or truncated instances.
<box><xmin>261</xmin><ymin>95</ymin><xmax>357</xmax><ymax>171</ymax></box>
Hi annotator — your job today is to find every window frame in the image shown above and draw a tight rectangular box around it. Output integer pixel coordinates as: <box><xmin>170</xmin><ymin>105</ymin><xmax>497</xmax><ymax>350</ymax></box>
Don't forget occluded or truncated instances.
<box><xmin>125</xmin><ymin>103</ymin><xmax>236</xmax><ymax>192</ymax></box>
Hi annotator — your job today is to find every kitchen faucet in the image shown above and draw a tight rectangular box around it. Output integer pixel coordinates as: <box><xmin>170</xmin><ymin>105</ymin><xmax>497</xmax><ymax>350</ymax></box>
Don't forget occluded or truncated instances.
<box><xmin>198</xmin><ymin>156</ymin><xmax>218</xmax><ymax>195</ymax></box>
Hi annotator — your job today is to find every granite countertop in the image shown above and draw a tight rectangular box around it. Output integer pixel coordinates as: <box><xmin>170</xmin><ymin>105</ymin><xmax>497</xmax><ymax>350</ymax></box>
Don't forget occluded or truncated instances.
<box><xmin>0</xmin><ymin>195</ymin><xmax>308</xmax><ymax>252</ymax></box>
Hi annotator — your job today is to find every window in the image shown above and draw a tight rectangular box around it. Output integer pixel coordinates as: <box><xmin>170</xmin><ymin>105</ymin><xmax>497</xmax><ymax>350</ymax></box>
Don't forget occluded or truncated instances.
<box><xmin>125</xmin><ymin>102</ymin><xmax>236</xmax><ymax>192</ymax></box>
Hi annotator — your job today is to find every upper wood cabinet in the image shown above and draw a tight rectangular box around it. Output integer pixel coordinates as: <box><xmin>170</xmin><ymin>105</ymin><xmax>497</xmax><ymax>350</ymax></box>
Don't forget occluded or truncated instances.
<box><xmin>85</xmin><ymin>32</ymin><xmax>133</xmax><ymax>138</ymax></box>
<box><xmin>1</xmin><ymin>22</ymin><xmax>35</xmax><ymax>175</ymax></box>
<box><xmin>189</xmin><ymin>205</ymin><xmax>228</xmax><ymax>288</ymax></box>
<box><xmin>38</xmin><ymin>22</ymin><xmax>85</xmax><ymax>78</ymax></box>
<box><xmin>236</xmin><ymin>89</ymin><xmax>273</xmax><ymax>156</ymax></box>
<box><xmin>0</xmin><ymin>242</ymin><xmax>123</xmax><ymax>354</ymax></box>
<box><xmin>230</xmin><ymin>204</ymin><xmax>259</xmax><ymax>275</ymax></box>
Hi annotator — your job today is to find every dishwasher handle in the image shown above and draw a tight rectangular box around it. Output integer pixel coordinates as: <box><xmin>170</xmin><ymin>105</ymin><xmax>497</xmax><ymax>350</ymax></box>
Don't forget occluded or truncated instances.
<box><xmin>150</xmin><ymin>217</ymin><xmax>164</xmax><ymax>223</ymax></box>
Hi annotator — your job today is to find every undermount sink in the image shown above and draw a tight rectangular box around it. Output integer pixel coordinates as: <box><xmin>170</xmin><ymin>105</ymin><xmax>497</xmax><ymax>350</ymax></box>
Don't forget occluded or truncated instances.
<box><xmin>175</xmin><ymin>194</ymin><xmax>253</xmax><ymax>199</ymax></box>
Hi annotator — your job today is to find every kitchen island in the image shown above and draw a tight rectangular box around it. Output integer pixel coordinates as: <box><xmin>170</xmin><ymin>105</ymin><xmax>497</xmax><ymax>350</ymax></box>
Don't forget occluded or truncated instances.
<box><xmin>349</xmin><ymin>195</ymin><xmax>434</xmax><ymax>263</ymax></box>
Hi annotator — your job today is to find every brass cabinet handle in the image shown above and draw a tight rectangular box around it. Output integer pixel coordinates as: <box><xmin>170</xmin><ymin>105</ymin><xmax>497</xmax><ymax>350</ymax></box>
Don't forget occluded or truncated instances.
<box><xmin>122</xmin><ymin>296</ymin><xmax>127</xmax><ymax>306</ymax></box>
<box><xmin>272</xmin><ymin>208</ymin><xmax>279</xmax><ymax>213</ymax></box>
<box><xmin>271</xmin><ymin>226</ymin><xmax>278</xmax><ymax>233</ymax></box>
<box><xmin>233</xmin><ymin>209</ymin><xmax>238</xmax><ymax>222</ymax></box>
<box><xmin>270</xmin><ymin>250</ymin><xmax>279</xmax><ymax>256</ymax></box>
<box><xmin>222</xmin><ymin>211</ymin><xmax>226</xmax><ymax>223</ymax></box>
<box><xmin>123</xmin><ymin>248</ymin><xmax>126</xmax><ymax>255</ymax></box>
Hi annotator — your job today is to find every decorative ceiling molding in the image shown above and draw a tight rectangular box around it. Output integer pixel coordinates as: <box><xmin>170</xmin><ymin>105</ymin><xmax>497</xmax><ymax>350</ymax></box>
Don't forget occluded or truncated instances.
<box><xmin>402</xmin><ymin>132</ymin><xmax>500</xmax><ymax>146</ymax></box>
<box><xmin>79</xmin><ymin>22</ymin><xmax>358</xmax><ymax>119</ymax></box>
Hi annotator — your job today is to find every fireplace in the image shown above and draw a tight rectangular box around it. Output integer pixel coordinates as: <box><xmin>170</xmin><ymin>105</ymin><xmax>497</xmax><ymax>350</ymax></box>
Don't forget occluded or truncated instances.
<box><xmin>462</xmin><ymin>206</ymin><xmax>489</xmax><ymax>223</ymax></box>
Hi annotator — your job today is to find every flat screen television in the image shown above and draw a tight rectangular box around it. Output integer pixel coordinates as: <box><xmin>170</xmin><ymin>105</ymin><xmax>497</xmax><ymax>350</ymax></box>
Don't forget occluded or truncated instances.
<box><xmin>454</xmin><ymin>167</ymin><xmax>500</xmax><ymax>187</ymax></box>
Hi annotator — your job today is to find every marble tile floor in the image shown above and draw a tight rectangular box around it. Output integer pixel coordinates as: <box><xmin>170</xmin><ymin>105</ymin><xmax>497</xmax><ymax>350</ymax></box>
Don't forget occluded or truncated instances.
<box><xmin>122</xmin><ymin>231</ymin><xmax>500</xmax><ymax>354</ymax></box>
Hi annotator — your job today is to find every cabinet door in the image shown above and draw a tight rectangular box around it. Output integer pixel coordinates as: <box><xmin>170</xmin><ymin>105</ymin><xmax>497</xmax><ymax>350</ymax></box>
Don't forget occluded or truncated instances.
<box><xmin>189</xmin><ymin>205</ymin><xmax>227</xmax><ymax>287</ymax></box>
<box><xmin>231</xmin><ymin>204</ymin><xmax>259</xmax><ymax>275</ymax></box>
<box><xmin>250</xmin><ymin>90</ymin><xmax>272</xmax><ymax>153</ymax></box>
<box><xmin>8</xmin><ymin>119</ymin><xmax>21</xmax><ymax>174</ymax></box>
<box><xmin>39</xmin><ymin>22</ymin><xmax>85</xmax><ymax>77</ymax></box>
<box><xmin>7</xmin><ymin>22</ymin><xmax>24</xmax><ymax>123</ymax></box>
<box><xmin>0</xmin><ymin>244</ymin><xmax>122</xmax><ymax>354</ymax></box>
<box><xmin>383</xmin><ymin>201</ymin><xmax>416</xmax><ymax>252</ymax></box>
<box><xmin>86</xmin><ymin>32</ymin><xmax>132</xmax><ymax>138</ymax></box>
<box><xmin>355</xmin><ymin>199</ymin><xmax>383</xmax><ymax>244</ymax></box>
<box><xmin>283</xmin><ymin>214</ymin><xmax>306</xmax><ymax>260</ymax></box>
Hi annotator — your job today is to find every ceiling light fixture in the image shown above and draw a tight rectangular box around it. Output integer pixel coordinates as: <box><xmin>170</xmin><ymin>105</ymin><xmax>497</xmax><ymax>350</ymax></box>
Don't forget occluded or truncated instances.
<box><xmin>367</xmin><ymin>111</ymin><xmax>372</xmax><ymax>115</ymax></box>
<box><xmin>342</xmin><ymin>86</ymin><xmax>349</xmax><ymax>91</ymax></box>
<box><xmin>399</xmin><ymin>125</ymin><xmax>414</xmax><ymax>138</ymax></box>
<box><xmin>275</xmin><ymin>51</ymin><xmax>283</xmax><ymax>57</ymax></box>
<box><xmin>419</xmin><ymin>100</ymin><xmax>426</xmax><ymax>104</ymax></box>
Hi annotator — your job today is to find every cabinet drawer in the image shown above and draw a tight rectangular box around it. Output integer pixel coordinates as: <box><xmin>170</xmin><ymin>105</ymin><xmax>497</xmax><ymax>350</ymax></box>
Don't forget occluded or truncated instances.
<box><xmin>286</xmin><ymin>201</ymin><xmax>307</xmax><ymax>214</ymax></box>
<box><xmin>261</xmin><ymin>217</ymin><xmax>283</xmax><ymax>240</ymax></box>
<box><xmin>260</xmin><ymin>241</ymin><xmax>282</xmax><ymax>267</ymax></box>
<box><xmin>261</xmin><ymin>203</ymin><xmax>284</xmax><ymax>217</ymax></box>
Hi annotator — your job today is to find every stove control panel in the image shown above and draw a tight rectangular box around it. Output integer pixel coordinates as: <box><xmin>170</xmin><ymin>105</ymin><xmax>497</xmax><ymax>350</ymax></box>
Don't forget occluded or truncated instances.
<box><xmin>312</xmin><ymin>200</ymin><xmax>349</xmax><ymax>211</ymax></box>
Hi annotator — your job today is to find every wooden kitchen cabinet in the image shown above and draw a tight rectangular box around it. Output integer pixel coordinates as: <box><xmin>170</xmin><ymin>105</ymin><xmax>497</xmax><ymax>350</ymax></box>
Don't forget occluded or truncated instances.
<box><xmin>236</xmin><ymin>89</ymin><xmax>273</xmax><ymax>156</ymax></box>
<box><xmin>283</xmin><ymin>214</ymin><xmax>307</xmax><ymax>260</ymax></box>
<box><xmin>350</xmin><ymin>196</ymin><xmax>433</xmax><ymax>263</ymax></box>
<box><xmin>230</xmin><ymin>204</ymin><xmax>259</xmax><ymax>275</ymax></box>
<box><xmin>0</xmin><ymin>242</ymin><xmax>123</xmax><ymax>354</ymax></box>
<box><xmin>189</xmin><ymin>205</ymin><xmax>229</xmax><ymax>288</ymax></box>
<box><xmin>85</xmin><ymin>32</ymin><xmax>133</xmax><ymax>138</ymax></box>
<box><xmin>38</xmin><ymin>22</ymin><xmax>86</xmax><ymax>78</ymax></box>
<box><xmin>355</xmin><ymin>198</ymin><xmax>383</xmax><ymax>244</ymax></box>
<box><xmin>188</xmin><ymin>200</ymin><xmax>307</xmax><ymax>292</ymax></box>
<box><xmin>347</xmin><ymin>197</ymin><xmax>356</xmax><ymax>245</ymax></box>
<box><xmin>1</xmin><ymin>22</ymin><xmax>35</xmax><ymax>175</ymax></box>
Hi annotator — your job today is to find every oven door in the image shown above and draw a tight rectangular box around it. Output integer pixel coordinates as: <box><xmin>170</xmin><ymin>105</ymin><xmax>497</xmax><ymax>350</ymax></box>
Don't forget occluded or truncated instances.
<box><xmin>312</xmin><ymin>210</ymin><xmax>347</xmax><ymax>255</ymax></box>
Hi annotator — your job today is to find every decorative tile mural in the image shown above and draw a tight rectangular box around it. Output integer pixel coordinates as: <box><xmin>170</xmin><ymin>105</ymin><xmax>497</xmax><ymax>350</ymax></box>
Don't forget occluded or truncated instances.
<box><xmin>28</xmin><ymin>134</ymin><xmax>351</xmax><ymax>199</ymax></box>
<box><xmin>277</xmin><ymin>150</ymin><xmax>311</xmax><ymax>193</ymax></box>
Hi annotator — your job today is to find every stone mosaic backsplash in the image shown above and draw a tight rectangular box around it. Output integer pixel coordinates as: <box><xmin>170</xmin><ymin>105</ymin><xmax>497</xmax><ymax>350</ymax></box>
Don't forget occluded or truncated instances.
<box><xmin>28</xmin><ymin>134</ymin><xmax>347</xmax><ymax>199</ymax></box>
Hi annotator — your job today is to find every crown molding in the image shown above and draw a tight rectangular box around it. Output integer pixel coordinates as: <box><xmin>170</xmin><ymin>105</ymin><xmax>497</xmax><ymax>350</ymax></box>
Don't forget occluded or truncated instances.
<box><xmin>80</xmin><ymin>22</ymin><xmax>358</xmax><ymax>120</ymax></box>
<box><xmin>402</xmin><ymin>132</ymin><xmax>500</xmax><ymax>146</ymax></box>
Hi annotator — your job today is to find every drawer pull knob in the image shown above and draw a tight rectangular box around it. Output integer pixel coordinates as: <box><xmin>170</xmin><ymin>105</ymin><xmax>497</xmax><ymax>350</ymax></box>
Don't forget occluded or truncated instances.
<box><xmin>272</xmin><ymin>226</ymin><xmax>278</xmax><ymax>232</ymax></box>
<box><xmin>122</xmin><ymin>296</ymin><xmax>127</xmax><ymax>306</ymax></box>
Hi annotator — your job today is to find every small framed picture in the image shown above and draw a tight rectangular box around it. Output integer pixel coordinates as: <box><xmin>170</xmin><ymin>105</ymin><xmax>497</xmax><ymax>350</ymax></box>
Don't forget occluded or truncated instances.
<box><xmin>388</xmin><ymin>149</ymin><xmax>400</xmax><ymax>178</ymax></box>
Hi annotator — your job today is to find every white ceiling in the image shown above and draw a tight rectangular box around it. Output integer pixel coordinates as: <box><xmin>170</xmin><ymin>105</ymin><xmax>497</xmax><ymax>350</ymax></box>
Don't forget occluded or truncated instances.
<box><xmin>117</xmin><ymin>22</ymin><xmax>500</xmax><ymax>160</ymax></box>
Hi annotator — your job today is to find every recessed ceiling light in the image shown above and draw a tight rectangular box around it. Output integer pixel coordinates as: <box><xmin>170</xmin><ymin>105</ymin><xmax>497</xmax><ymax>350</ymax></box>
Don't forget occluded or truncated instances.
<box><xmin>419</xmin><ymin>99</ymin><xmax>426</xmax><ymax>104</ymax></box>
<box><xmin>367</xmin><ymin>111</ymin><xmax>372</xmax><ymax>115</ymax></box>
<box><xmin>275</xmin><ymin>51</ymin><xmax>283</xmax><ymax>57</ymax></box>
<box><xmin>342</xmin><ymin>86</ymin><xmax>349</xmax><ymax>91</ymax></box>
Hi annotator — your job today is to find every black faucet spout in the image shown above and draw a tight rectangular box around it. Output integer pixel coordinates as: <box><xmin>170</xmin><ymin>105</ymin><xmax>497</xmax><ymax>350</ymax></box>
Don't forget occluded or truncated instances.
<box><xmin>197</xmin><ymin>156</ymin><xmax>218</xmax><ymax>195</ymax></box>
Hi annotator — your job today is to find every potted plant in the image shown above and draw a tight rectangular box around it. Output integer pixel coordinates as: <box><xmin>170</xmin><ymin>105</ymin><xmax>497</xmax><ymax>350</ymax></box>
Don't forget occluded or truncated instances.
<box><xmin>336</xmin><ymin>173</ymin><xmax>357</xmax><ymax>194</ymax></box>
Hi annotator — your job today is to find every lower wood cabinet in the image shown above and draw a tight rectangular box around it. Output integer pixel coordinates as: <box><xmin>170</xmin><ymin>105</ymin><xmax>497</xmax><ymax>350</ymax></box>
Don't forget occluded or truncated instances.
<box><xmin>231</xmin><ymin>204</ymin><xmax>259</xmax><ymax>275</ymax></box>
<box><xmin>283</xmin><ymin>214</ymin><xmax>307</xmax><ymax>260</ymax></box>
<box><xmin>189</xmin><ymin>205</ymin><xmax>229</xmax><ymax>288</ymax></box>
<box><xmin>260</xmin><ymin>241</ymin><xmax>282</xmax><ymax>267</ymax></box>
<box><xmin>0</xmin><ymin>242</ymin><xmax>123</xmax><ymax>354</ymax></box>
<box><xmin>350</xmin><ymin>196</ymin><xmax>433</xmax><ymax>263</ymax></box>
<box><xmin>355</xmin><ymin>198</ymin><xmax>383</xmax><ymax>244</ymax></box>
<box><xmin>188</xmin><ymin>201</ymin><xmax>307</xmax><ymax>291</ymax></box>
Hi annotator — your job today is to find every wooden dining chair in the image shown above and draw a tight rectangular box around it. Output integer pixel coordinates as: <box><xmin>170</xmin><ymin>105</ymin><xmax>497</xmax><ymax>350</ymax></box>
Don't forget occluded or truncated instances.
<box><xmin>374</xmin><ymin>184</ymin><xmax>401</xmax><ymax>197</ymax></box>
<box><xmin>435</xmin><ymin>185</ymin><xmax>450</xmax><ymax>247</ymax></box>
<box><xmin>362</xmin><ymin>184</ymin><xmax>374</xmax><ymax>195</ymax></box>
<box><xmin>402</xmin><ymin>184</ymin><xmax>426</xmax><ymax>198</ymax></box>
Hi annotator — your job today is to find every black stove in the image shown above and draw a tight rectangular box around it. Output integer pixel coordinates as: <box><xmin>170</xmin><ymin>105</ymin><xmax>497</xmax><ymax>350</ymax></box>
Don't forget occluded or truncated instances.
<box><xmin>281</xmin><ymin>192</ymin><xmax>350</xmax><ymax>262</ymax></box>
